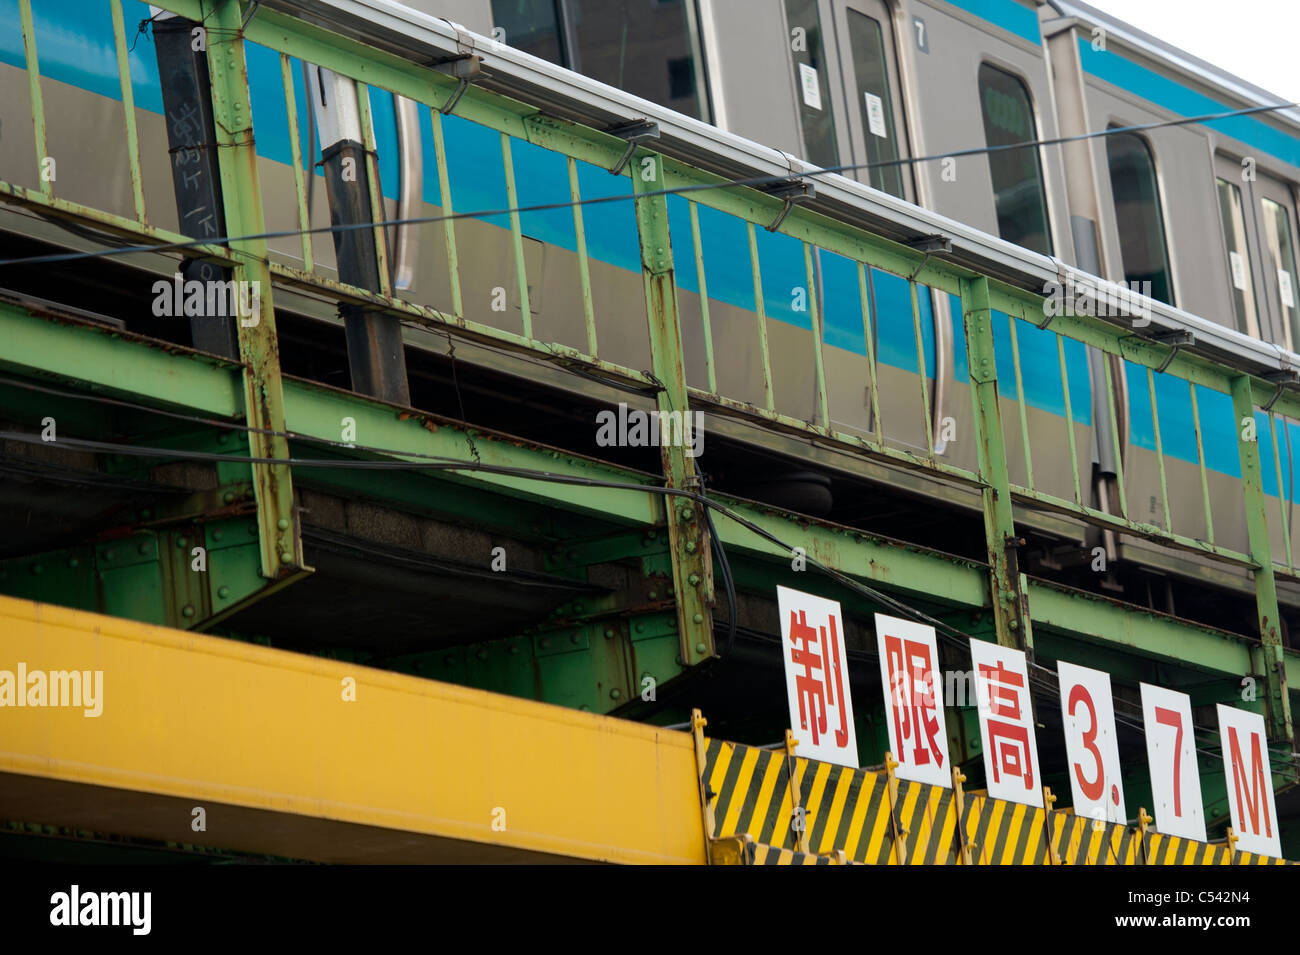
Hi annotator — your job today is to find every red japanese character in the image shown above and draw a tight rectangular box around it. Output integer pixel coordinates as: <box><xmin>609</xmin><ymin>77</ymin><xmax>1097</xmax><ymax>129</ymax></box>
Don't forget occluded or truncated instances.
<box><xmin>986</xmin><ymin>718</ymin><xmax>1034</xmax><ymax>790</ymax></box>
<box><xmin>885</xmin><ymin>635</ymin><xmax>945</xmax><ymax>769</ymax></box>
<box><xmin>789</xmin><ymin>609</ymin><xmax>826</xmax><ymax>744</ymax></box>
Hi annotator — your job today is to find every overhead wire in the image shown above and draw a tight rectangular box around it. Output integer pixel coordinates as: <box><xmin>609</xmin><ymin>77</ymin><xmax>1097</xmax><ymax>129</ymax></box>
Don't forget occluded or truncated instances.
<box><xmin>1</xmin><ymin>409</ymin><xmax>1282</xmax><ymax>762</ymax></box>
<box><xmin>0</xmin><ymin>100</ymin><xmax>1295</xmax><ymax>270</ymax></box>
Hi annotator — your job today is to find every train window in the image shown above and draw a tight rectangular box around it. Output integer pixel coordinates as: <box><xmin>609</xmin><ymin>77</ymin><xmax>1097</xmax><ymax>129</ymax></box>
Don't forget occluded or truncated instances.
<box><xmin>845</xmin><ymin>9</ymin><xmax>903</xmax><ymax>198</ymax></box>
<box><xmin>490</xmin><ymin>1</ymin><xmax>565</xmax><ymax>66</ymax></box>
<box><xmin>1262</xmin><ymin>197</ymin><xmax>1300</xmax><ymax>349</ymax></box>
<box><xmin>783</xmin><ymin>0</ymin><xmax>840</xmax><ymax>169</ymax></box>
<box><xmin>490</xmin><ymin>0</ymin><xmax>711</xmax><ymax>121</ymax></box>
<box><xmin>1215</xmin><ymin>178</ymin><xmax>1261</xmax><ymax>337</ymax></box>
<box><xmin>976</xmin><ymin>64</ymin><xmax>1052</xmax><ymax>256</ymax></box>
<box><xmin>1105</xmin><ymin>131</ymin><xmax>1173</xmax><ymax>305</ymax></box>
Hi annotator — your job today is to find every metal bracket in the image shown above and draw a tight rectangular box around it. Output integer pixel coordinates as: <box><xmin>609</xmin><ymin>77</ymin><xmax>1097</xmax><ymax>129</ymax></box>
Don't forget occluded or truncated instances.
<box><xmin>1263</xmin><ymin>369</ymin><xmax>1300</xmax><ymax>412</ymax></box>
<box><xmin>607</xmin><ymin>120</ymin><xmax>660</xmax><ymax>176</ymax></box>
<box><xmin>905</xmin><ymin>233</ymin><xmax>952</xmax><ymax>281</ymax></box>
<box><xmin>434</xmin><ymin>55</ymin><xmax>481</xmax><ymax>115</ymax></box>
<box><xmin>1153</xmin><ymin>328</ymin><xmax>1194</xmax><ymax>374</ymax></box>
<box><xmin>760</xmin><ymin>178</ymin><xmax>816</xmax><ymax>232</ymax></box>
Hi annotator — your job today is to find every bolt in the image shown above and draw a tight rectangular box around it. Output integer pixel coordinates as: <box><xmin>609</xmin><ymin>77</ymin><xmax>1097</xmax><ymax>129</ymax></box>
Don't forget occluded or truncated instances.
<box><xmin>212</xmin><ymin>530</ymin><xmax>223</xmax><ymax>542</ymax></box>
<box><xmin>280</xmin><ymin>551</ymin><xmax>293</xmax><ymax>564</ymax></box>
<box><xmin>635</xmin><ymin>623</ymin><xmax>644</xmax><ymax>634</ymax></box>
<box><xmin>695</xmin><ymin>643</ymin><xmax>706</xmax><ymax>654</ymax></box>
<box><xmin>139</xmin><ymin>542</ymin><xmax>151</xmax><ymax>556</ymax></box>
<box><xmin>693</xmin><ymin>613</ymin><xmax>704</xmax><ymax>624</ymax></box>
<box><xmin>277</xmin><ymin>518</ymin><xmax>290</xmax><ymax>531</ymax></box>
<box><xmin>610</xmin><ymin>688</ymin><xmax>622</xmax><ymax>700</ymax></box>
<box><xmin>570</xmin><ymin>632</ymin><xmax>581</xmax><ymax>645</ymax></box>
<box><xmin>675</xmin><ymin>655</ymin><xmax>683</xmax><ymax>665</ymax></box>
<box><xmin>689</xmin><ymin>574</ymin><xmax>700</xmax><ymax>586</ymax></box>
<box><xmin>1008</xmin><ymin>620</ymin><xmax>1019</xmax><ymax>630</ymax></box>
<box><xmin>223</xmin><ymin>491</ymin><xmax>236</xmax><ymax>504</ymax></box>
<box><xmin>182</xmin><ymin>605</ymin><xmax>195</xmax><ymax>618</ymax></box>
<box><xmin>217</xmin><ymin>586</ymin><xmax>230</xmax><ymax>599</ymax></box>
<box><xmin>177</xmin><ymin>537</ymin><xmax>187</xmax><ymax>549</ymax></box>
<box><xmin>648</xmin><ymin>590</ymin><xmax>658</xmax><ymax>601</ymax></box>
<box><xmin>685</xmin><ymin>541</ymin><xmax>697</xmax><ymax>554</ymax></box>
<box><xmin>604</xmin><ymin>629</ymin><xmax>615</xmax><ymax>640</ymax></box>
<box><xmin>679</xmin><ymin>507</ymin><xmax>694</xmax><ymax>522</ymax></box>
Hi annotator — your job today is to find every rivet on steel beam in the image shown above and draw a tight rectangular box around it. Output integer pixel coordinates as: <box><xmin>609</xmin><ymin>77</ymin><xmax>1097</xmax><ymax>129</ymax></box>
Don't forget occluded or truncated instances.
<box><xmin>223</xmin><ymin>491</ymin><xmax>236</xmax><ymax>504</ymax></box>
<box><xmin>280</xmin><ymin>551</ymin><xmax>293</xmax><ymax>564</ymax></box>
<box><xmin>635</xmin><ymin>624</ymin><xmax>644</xmax><ymax>634</ymax></box>
<box><xmin>217</xmin><ymin>586</ymin><xmax>230</xmax><ymax>599</ymax></box>
<box><xmin>177</xmin><ymin>537</ymin><xmax>188</xmax><ymax>549</ymax></box>
<box><xmin>648</xmin><ymin>590</ymin><xmax>658</xmax><ymax>600</ymax></box>
<box><xmin>693</xmin><ymin>613</ymin><xmax>704</xmax><ymax>624</ymax></box>
<box><xmin>685</xmin><ymin>541</ymin><xmax>697</xmax><ymax>553</ymax></box>
<box><xmin>182</xmin><ymin>605</ymin><xmax>195</xmax><ymax>618</ymax></box>
<box><xmin>67</xmin><ymin>558</ymin><xmax>78</xmax><ymax>569</ymax></box>
<box><xmin>139</xmin><ymin>543</ymin><xmax>151</xmax><ymax>556</ymax></box>
<box><xmin>570</xmin><ymin>633</ymin><xmax>581</xmax><ymax>645</ymax></box>
<box><xmin>604</xmin><ymin>629</ymin><xmax>615</xmax><ymax>639</ymax></box>
<box><xmin>610</xmin><ymin>688</ymin><xmax>622</xmax><ymax>700</ymax></box>
<box><xmin>276</xmin><ymin>518</ymin><xmax>290</xmax><ymax>531</ymax></box>
<box><xmin>541</xmin><ymin>637</ymin><xmax>551</xmax><ymax>649</ymax></box>
<box><xmin>212</xmin><ymin>530</ymin><xmax>224</xmax><ymax>542</ymax></box>
<box><xmin>688</xmin><ymin>574</ymin><xmax>700</xmax><ymax>586</ymax></box>
<box><xmin>695</xmin><ymin>642</ymin><xmax>706</xmax><ymax>654</ymax></box>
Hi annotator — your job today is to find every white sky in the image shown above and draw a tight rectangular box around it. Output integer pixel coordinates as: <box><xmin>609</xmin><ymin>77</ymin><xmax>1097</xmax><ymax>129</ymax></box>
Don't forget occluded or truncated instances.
<box><xmin>1081</xmin><ymin>0</ymin><xmax>1300</xmax><ymax>105</ymax></box>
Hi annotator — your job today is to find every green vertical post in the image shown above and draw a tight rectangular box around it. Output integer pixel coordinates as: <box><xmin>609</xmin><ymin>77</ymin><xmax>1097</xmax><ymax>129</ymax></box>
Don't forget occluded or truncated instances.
<box><xmin>203</xmin><ymin>0</ymin><xmax>304</xmax><ymax>582</ymax></box>
<box><xmin>961</xmin><ymin>276</ymin><xmax>1026</xmax><ymax>651</ymax></box>
<box><xmin>1230</xmin><ymin>375</ymin><xmax>1292</xmax><ymax>743</ymax></box>
<box><xmin>633</xmin><ymin>150</ymin><xmax>715</xmax><ymax>666</ymax></box>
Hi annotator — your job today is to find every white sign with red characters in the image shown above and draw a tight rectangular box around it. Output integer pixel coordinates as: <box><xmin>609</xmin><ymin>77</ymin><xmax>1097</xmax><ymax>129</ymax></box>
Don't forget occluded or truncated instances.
<box><xmin>969</xmin><ymin>640</ymin><xmax>1043</xmax><ymax>808</ymax></box>
<box><xmin>1216</xmin><ymin>704</ymin><xmax>1281</xmax><ymax>858</ymax></box>
<box><xmin>776</xmin><ymin>586</ymin><xmax>859</xmax><ymax>768</ymax></box>
<box><xmin>1057</xmin><ymin>660</ymin><xmax>1126</xmax><ymax>824</ymax></box>
<box><xmin>1139</xmin><ymin>684</ymin><xmax>1206</xmax><ymax>843</ymax></box>
<box><xmin>875</xmin><ymin>614</ymin><xmax>951</xmax><ymax>788</ymax></box>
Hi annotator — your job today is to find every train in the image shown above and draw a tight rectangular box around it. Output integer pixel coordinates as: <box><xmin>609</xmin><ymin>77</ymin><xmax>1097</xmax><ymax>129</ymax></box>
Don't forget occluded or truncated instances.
<box><xmin>2</xmin><ymin>0</ymin><xmax>1300</xmax><ymax>635</ymax></box>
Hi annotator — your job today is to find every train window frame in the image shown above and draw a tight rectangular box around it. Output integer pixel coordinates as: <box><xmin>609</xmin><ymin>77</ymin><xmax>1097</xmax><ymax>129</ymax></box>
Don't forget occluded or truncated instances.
<box><xmin>1103</xmin><ymin>126</ymin><xmax>1175</xmax><ymax>307</ymax></box>
<box><xmin>1261</xmin><ymin>193</ymin><xmax>1300</xmax><ymax>352</ymax></box>
<box><xmin>975</xmin><ymin>60</ymin><xmax>1054</xmax><ymax>256</ymax></box>
<box><xmin>489</xmin><ymin>0</ymin><xmax>713</xmax><ymax>123</ymax></box>
<box><xmin>833</xmin><ymin>0</ymin><xmax>912</xmax><ymax>201</ymax></box>
<box><xmin>1214</xmin><ymin>174</ymin><xmax>1263</xmax><ymax>339</ymax></box>
<box><xmin>781</xmin><ymin>0</ymin><xmax>843</xmax><ymax>170</ymax></box>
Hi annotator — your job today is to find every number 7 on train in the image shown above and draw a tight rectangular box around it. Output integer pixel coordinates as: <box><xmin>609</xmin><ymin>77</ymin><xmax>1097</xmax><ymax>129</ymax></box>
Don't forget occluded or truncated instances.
<box><xmin>1139</xmin><ymin>684</ymin><xmax>1207</xmax><ymax>842</ymax></box>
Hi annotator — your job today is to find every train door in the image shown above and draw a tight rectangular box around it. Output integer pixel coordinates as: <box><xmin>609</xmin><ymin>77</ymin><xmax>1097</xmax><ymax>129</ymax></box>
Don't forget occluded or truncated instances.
<box><xmin>829</xmin><ymin>0</ymin><xmax>913</xmax><ymax>202</ymax></box>
<box><xmin>1250</xmin><ymin>172</ymin><xmax>1300</xmax><ymax>571</ymax></box>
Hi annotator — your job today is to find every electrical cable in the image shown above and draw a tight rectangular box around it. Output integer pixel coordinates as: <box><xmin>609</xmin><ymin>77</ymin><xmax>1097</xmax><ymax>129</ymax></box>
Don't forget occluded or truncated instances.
<box><xmin>6</xmin><ymin>419</ymin><xmax>1285</xmax><ymax>762</ymax></box>
<box><xmin>0</xmin><ymin>100</ymin><xmax>1295</xmax><ymax>271</ymax></box>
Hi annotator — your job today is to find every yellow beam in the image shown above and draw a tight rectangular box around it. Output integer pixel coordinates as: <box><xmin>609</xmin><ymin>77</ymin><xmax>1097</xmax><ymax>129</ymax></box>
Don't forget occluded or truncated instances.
<box><xmin>0</xmin><ymin>596</ymin><xmax>705</xmax><ymax>864</ymax></box>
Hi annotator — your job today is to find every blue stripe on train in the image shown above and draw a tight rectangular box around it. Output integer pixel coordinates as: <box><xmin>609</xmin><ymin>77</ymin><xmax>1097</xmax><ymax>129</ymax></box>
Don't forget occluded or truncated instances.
<box><xmin>10</xmin><ymin>1</ymin><xmax>1299</xmax><ymax>497</ymax></box>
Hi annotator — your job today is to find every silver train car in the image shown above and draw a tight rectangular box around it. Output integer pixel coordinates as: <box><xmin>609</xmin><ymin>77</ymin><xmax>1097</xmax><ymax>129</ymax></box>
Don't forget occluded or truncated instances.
<box><xmin>2</xmin><ymin>0</ymin><xmax>1300</xmax><ymax>629</ymax></box>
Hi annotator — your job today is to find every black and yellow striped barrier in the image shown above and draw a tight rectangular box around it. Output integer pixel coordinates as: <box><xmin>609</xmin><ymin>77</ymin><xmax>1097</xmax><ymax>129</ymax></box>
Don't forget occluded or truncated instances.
<box><xmin>691</xmin><ymin>716</ymin><xmax>1290</xmax><ymax>865</ymax></box>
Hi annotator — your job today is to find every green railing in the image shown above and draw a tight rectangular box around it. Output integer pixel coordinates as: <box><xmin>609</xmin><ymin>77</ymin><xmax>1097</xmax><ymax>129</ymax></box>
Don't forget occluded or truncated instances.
<box><xmin>2</xmin><ymin>0</ymin><xmax>1296</xmax><ymax>744</ymax></box>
